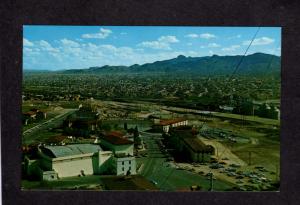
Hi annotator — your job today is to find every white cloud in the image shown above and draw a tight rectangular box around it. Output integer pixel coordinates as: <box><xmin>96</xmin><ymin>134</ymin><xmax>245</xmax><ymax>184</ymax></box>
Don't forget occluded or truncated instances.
<box><xmin>137</xmin><ymin>35</ymin><xmax>179</xmax><ymax>50</ymax></box>
<box><xmin>222</xmin><ymin>45</ymin><xmax>240</xmax><ymax>52</ymax></box>
<box><xmin>82</xmin><ymin>28</ymin><xmax>112</xmax><ymax>39</ymax></box>
<box><xmin>39</xmin><ymin>40</ymin><xmax>60</xmax><ymax>52</ymax></box>
<box><xmin>185</xmin><ymin>34</ymin><xmax>198</xmax><ymax>38</ymax></box>
<box><xmin>120</xmin><ymin>32</ymin><xmax>127</xmax><ymax>35</ymax></box>
<box><xmin>185</xmin><ymin>33</ymin><xmax>216</xmax><ymax>39</ymax></box>
<box><xmin>199</xmin><ymin>33</ymin><xmax>216</xmax><ymax>39</ymax></box>
<box><xmin>227</xmin><ymin>34</ymin><xmax>242</xmax><ymax>39</ymax></box>
<box><xmin>24</xmin><ymin>47</ymin><xmax>33</xmax><ymax>52</ymax></box>
<box><xmin>207</xmin><ymin>43</ymin><xmax>221</xmax><ymax>48</ymax></box>
<box><xmin>60</xmin><ymin>38</ymin><xmax>80</xmax><ymax>47</ymax></box>
<box><xmin>23</xmin><ymin>38</ymin><xmax>34</xmax><ymax>47</ymax></box>
<box><xmin>209</xmin><ymin>50</ymin><xmax>214</xmax><ymax>55</ymax></box>
<box><xmin>158</xmin><ymin>35</ymin><xmax>179</xmax><ymax>43</ymax></box>
<box><xmin>243</xmin><ymin>37</ymin><xmax>274</xmax><ymax>46</ymax></box>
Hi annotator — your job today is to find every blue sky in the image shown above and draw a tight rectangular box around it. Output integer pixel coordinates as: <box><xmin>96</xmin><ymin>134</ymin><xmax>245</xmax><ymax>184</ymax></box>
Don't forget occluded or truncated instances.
<box><xmin>23</xmin><ymin>26</ymin><xmax>281</xmax><ymax>70</ymax></box>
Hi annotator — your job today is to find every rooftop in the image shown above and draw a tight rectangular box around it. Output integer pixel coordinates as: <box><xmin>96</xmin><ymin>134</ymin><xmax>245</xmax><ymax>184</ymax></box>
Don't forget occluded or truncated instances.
<box><xmin>182</xmin><ymin>137</ymin><xmax>214</xmax><ymax>153</ymax></box>
<box><xmin>42</xmin><ymin>144</ymin><xmax>103</xmax><ymax>158</ymax></box>
<box><xmin>101</xmin><ymin>132</ymin><xmax>133</xmax><ymax>146</ymax></box>
<box><xmin>107</xmin><ymin>131</ymin><xmax>125</xmax><ymax>138</ymax></box>
<box><xmin>45</xmin><ymin>135</ymin><xmax>68</xmax><ymax>144</ymax></box>
<box><xmin>159</xmin><ymin>118</ymin><xmax>187</xmax><ymax>126</ymax></box>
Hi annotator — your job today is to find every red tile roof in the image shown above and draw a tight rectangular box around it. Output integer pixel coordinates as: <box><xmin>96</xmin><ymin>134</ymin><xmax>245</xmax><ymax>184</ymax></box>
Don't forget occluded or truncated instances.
<box><xmin>23</xmin><ymin>111</ymin><xmax>37</xmax><ymax>116</ymax></box>
<box><xmin>159</xmin><ymin>118</ymin><xmax>187</xmax><ymax>126</ymax></box>
<box><xmin>45</xmin><ymin>135</ymin><xmax>68</xmax><ymax>143</ymax></box>
<box><xmin>107</xmin><ymin>131</ymin><xmax>125</xmax><ymax>138</ymax></box>
<box><xmin>101</xmin><ymin>132</ymin><xmax>133</xmax><ymax>145</ymax></box>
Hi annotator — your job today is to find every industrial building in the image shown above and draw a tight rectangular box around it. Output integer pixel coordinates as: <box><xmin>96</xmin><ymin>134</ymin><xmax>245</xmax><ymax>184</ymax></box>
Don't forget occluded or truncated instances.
<box><xmin>165</xmin><ymin>125</ymin><xmax>214</xmax><ymax>163</ymax></box>
<box><xmin>25</xmin><ymin>143</ymin><xmax>137</xmax><ymax>180</ymax></box>
<box><xmin>153</xmin><ymin>118</ymin><xmax>188</xmax><ymax>133</ymax></box>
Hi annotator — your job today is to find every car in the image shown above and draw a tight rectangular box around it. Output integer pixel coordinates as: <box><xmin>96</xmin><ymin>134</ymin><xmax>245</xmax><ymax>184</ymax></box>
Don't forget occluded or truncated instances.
<box><xmin>236</xmin><ymin>180</ymin><xmax>243</xmax><ymax>184</ymax></box>
<box><xmin>229</xmin><ymin>164</ymin><xmax>241</xmax><ymax>168</ymax></box>
<box><xmin>150</xmin><ymin>180</ymin><xmax>158</xmax><ymax>185</ymax></box>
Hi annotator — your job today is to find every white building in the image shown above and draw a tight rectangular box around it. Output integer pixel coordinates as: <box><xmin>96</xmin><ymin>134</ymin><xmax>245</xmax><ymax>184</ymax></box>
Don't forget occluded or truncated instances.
<box><xmin>154</xmin><ymin>118</ymin><xmax>188</xmax><ymax>133</ymax></box>
<box><xmin>38</xmin><ymin>144</ymin><xmax>113</xmax><ymax>178</ymax></box>
<box><xmin>111</xmin><ymin>154</ymin><xmax>137</xmax><ymax>176</ymax></box>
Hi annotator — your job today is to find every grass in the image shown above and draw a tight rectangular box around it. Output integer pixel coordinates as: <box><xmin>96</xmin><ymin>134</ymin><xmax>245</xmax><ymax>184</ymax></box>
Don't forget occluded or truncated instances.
<box><xmin>211</xmin><ymin>112</ymin><xmax>279</xmax><ymax>126</ymax></box>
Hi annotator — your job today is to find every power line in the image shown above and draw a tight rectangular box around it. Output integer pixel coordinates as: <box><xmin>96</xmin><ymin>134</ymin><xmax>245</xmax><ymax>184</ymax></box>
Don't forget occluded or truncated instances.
<box><xmin>229</xmin><ymin>27</ymin><xmax>261</xmax><ymax>81</ymax></box>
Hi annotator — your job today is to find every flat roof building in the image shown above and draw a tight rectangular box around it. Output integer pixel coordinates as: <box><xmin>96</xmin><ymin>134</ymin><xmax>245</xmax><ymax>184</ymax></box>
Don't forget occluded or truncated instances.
<box><xmin>153</xmin><ymin>118</ymin><xmax>188</xmax><ymax>133</ymax></box>
<box><xmin>38</xmin><ymin>144</ymin><xmax>112</xmax><ymax>178</ymax></box>
<box><xmin>100</xmin><ymin>131</ymin><xmax>134</xmax><ymax>156</ymax></box>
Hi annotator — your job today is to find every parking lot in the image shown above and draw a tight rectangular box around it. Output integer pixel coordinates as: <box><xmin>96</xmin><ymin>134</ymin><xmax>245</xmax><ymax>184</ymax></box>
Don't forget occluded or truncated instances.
<box><xmin>137</xmin><ymin>131</ymin><xmax>235</xmax><ymax>191</ymax></box>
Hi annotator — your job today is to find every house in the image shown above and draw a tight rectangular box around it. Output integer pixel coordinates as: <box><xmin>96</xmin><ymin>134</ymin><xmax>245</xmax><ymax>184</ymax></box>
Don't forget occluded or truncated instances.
<box><xmin>153</xmin><ymin>118</ymin><xmax>188</xmax><ymax>133</ymax></box>
<box><xmin>22</xmin><ymin>109</ymin><xmax>47</xmax><ymax>125</ymax></box>
<box><xmin>219</xmin><ymin>105</ymin><xmax>234</xmax><ymax>113</ymax></box>
<box><xmin>100</xmin><ymin>131</ymin><xmax>134</xmax><ymax>156</ymax></box>
<box><xmin>22</xmin><ymin>111</ymin><xmax>37</xmax><ymax>125</ymax></box>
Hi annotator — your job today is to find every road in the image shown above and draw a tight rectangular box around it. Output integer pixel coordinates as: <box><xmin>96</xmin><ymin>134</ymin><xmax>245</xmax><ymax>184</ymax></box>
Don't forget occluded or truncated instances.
<box><xmin>138</xmin><ymin>131</ymin><xmax>234</xmax><ymax>191</ymax></box>
<box><xmin>100</xmin><ymin>100</ymin><xmax>279</xmax><ymax>126</ymax></box>
<box><xmin>22</xmin><ymin>109</ymin><xmax>77</xmax><ymax>144</ymax></box>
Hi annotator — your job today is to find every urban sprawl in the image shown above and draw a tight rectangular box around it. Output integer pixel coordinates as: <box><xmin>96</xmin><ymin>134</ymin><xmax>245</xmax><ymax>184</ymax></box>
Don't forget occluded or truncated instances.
<box><xmin>22</xmin><ymin>73</ymin><xmax>280</xmax><ymax>191</ymax></box>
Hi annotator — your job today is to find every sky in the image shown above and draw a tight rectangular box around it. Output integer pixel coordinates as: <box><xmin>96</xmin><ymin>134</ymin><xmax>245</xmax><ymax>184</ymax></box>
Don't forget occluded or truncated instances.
<box><xmin>23</xmin><ymin>26</ymin><xmax>281</xmax><ymax>70</ymax></box>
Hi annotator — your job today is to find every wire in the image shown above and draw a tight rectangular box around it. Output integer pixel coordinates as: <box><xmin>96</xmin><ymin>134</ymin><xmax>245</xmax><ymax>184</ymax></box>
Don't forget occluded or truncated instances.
<box><xmin>229</xmin><ymin>27</ymin><xmax>261</xmax><ymax>81</ymax></box>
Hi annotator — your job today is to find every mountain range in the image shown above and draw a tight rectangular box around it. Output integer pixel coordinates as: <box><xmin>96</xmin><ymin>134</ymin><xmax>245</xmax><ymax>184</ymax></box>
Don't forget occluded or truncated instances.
<box><xmin>27</xmin><ymin>53</ymin><xmax>281</xmax><ymax>76</ymax></box>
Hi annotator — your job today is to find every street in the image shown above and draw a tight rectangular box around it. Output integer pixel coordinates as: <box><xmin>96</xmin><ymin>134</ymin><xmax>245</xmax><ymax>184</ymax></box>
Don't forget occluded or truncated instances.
<box><xmin>138</xmin><ymin>131</ymin><xmax>234</xmax><ymax>191</ymax></box>
<box><xmin>22</xmin><ymin>109</ymin><xmax>77</xmax><ymax>144</ymax></box>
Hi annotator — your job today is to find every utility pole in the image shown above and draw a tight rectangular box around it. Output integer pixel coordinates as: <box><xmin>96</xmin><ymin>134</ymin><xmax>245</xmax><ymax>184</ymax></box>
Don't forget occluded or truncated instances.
<box><xmin>275</xmin><ymin>164</ymin><xmax>279</xmax><ymax>182</ymax></box>
<box><xmin>248</xmin><ymin>151</ymin><xmax>252</xmax><ymax>166</ymax></box>
<box><xmin>209</xmin><ymin>171</ymin><xmax>214</xmax><ymax>191</ymax></box>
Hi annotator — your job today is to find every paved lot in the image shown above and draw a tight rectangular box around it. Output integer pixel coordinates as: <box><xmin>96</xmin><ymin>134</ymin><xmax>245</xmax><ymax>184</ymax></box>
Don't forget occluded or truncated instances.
<box><xmin>138</xmin><ymin>131</ymin><xmax>234</xmax><ymax>191</ymax></box>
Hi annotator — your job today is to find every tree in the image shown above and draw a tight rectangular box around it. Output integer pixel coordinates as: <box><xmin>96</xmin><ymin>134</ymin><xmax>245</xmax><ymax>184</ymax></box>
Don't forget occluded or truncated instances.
<box><xmin>124</xmin><ymin>122</ymin><xmax>128</xmax><ymax>130</ymax></box>
<box><xmin>133</xmin><ymin>126</ymin><xmax>141</xmax><ymax>146</ymax></box>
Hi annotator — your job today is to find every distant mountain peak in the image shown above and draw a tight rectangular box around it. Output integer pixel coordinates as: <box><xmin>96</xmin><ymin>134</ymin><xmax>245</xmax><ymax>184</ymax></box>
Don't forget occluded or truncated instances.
<box><xmin>60</xmin><ymin>53</ymin><xmax>280</xmax><ymax>76</ymax></box>
<box><xmin>177</xmin><ymin>55</ymin><xmax>186</xmax><ymax>59</ymax></box>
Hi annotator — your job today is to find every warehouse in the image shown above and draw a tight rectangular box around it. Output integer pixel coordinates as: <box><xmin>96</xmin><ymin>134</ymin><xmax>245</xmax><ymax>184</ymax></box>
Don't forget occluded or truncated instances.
<box><xmin>181</xmin><ymin>137</ymin><xmax>214</xmax><ymax>162</ymax></box>
<box><xmin>38</xmin><ymin>144</ymin><xmax>113</xmax><ymax>178</ymax></box>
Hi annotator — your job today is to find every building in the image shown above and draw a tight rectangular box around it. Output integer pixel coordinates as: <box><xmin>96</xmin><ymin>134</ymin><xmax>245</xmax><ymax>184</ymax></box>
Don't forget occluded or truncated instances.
<box><xmin>166</xmin><ymin>125</ymin><xmax>214</xmax><ymax>163</ymax></box>
<box><xmin>153</xmin><ymin>118</ymin><xmax>188</xmax><ymax>133</ymax></box>
<box><xmin>22</xmin><ymin>109</ymin><xmax>47</xmax><ymax>125</ymax></box>
<box><xmin>111</xmin><ymin>153</ymin><xmax>137</xmax><ymax>176</ymax></box>
<box><xmin>65</xmin><ymin>110</ymin><xmax>99</xmax><ymax>132</ymax></box>
<box><xmin>38</xmin><ymin>144</ymin><xmax>113</xmax><ymax>178</ymax></box>
<box><xmin>180</xmin><ymin>137</ymin><xmax>214</xmax><ymax>162</ymax></box>
<box><xmin>100</xmin><ymin>131</ymin><xmax>134</xmax><ymax>156</ymax></box>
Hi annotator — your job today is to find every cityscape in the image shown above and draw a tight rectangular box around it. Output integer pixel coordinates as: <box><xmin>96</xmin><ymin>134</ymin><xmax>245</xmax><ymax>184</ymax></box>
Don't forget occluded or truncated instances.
<box><xmin>22</xmin><ymin>26</ymin><xmax>281</xmax><ymax>191</ymax></box>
